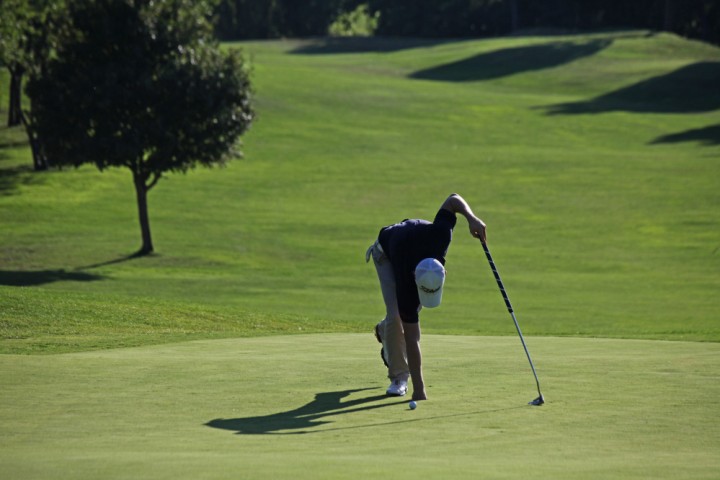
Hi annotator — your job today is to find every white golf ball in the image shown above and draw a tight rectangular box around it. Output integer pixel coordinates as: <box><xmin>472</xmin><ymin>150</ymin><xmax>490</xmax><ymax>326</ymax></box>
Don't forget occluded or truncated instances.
<box><xmin>409</xmin><ymin>400</ymin><xmax>417</xmax><ymax>410</ymax></box>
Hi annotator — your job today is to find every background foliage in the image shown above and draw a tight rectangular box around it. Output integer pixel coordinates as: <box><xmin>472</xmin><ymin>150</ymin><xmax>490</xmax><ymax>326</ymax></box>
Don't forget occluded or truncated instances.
<box><xmin>213</xmin><ymin>0</ymin><xmax>720</xmax><ymax>46</ymax></box>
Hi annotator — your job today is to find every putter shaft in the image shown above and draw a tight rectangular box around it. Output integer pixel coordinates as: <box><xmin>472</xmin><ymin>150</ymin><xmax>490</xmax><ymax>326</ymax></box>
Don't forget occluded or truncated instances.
<box><xmin>481</xmin><ymin>241</ymin><xmax>544</xmax><ymax>405</ymax></box>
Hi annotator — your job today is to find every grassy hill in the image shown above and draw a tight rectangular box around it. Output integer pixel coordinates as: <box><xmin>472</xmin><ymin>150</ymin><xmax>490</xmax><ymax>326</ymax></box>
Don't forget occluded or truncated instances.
<box><xmin>1</xmin><ymin>31</ymin><xmax>720</xmax><ymax>480</ymax></box>
<box><xmin>1</xmin><ymin>31</ymin><xmax>719</xmax><ymax>353</ymax></box>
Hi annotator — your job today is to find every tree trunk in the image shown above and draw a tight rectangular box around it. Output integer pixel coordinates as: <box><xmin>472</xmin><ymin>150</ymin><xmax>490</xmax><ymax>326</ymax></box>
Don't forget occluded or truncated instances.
<box><xmin>19</xmin><ymin>109</ymin><xmax>49</xmax><ymax>171</ymax></box>
<box><xmin>133</xmin><ymin>171</ymin><xmax>154</xmax><ymax>255</ymax></box>
<box><xmin>29</xmin><ymin>135</ymin><xmax>49</xmax><ymax>171</ymax></box>
<box><xmin>8</xmin><ymin>68</ymin><xmax>23</xmax><ymax>127</ymax></box>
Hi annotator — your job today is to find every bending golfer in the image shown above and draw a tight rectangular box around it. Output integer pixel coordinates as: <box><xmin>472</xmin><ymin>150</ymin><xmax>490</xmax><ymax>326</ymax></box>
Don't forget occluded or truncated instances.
<box><xmin>365</xmin><ymin>194</ymin><xmax>487</xmax><ymax>400</ymax></box>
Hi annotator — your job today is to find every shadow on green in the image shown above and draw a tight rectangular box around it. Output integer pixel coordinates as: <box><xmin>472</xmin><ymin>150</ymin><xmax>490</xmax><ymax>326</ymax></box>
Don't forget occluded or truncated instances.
<box><xmin>206</xmin><ymin>387</ymin><xmax>529</xmax><ymax>435</ymax></box>
<box><xmin>206</xmin><ymin>387</ymin><xmax>406</xmax><ymax>435</ymax></box>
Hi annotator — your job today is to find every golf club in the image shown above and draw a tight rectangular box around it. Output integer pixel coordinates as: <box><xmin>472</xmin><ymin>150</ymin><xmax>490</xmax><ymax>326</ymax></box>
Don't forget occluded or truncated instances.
<box><xmin>480</xmin><ymin>240</ymin><xmax>545</xmax><ymax>406</ymax></box>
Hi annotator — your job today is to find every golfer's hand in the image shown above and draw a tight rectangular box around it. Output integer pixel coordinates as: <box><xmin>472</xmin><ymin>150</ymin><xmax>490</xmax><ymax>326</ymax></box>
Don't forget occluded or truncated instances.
<box><xmin>469</xmin><ymin>217</ymin><xmax>487</xmax><ymax>243</ymax></box>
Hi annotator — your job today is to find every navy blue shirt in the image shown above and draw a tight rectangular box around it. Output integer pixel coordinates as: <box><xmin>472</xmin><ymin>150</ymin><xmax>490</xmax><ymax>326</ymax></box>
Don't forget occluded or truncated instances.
<box><xmin>378</xmin><ymin>208</ymin><xmax>457</xmax><ymax>323</ymax></box>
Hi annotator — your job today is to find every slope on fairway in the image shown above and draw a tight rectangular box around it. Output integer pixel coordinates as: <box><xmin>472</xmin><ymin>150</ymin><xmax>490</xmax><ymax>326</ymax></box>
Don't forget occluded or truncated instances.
<box><xmin>1</xmin><ymin>334</ymin><xmax>718</xmax><ymax>480</ymax></box>
<box><xmin>2</xmin><ymin>32</ymin><xmax>720</xmax><ymax>352</ymax></box>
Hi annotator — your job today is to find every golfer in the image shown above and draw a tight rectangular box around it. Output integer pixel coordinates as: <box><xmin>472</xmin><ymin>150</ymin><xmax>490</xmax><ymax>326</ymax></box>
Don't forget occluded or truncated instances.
<box><xmin>365</xmin><ymin>193</ymin><xmax>487</xmax><ymax>400</ymax></box>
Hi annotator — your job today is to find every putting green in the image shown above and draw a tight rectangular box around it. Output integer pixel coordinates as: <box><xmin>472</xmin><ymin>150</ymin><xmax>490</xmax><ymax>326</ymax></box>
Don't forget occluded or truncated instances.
<box><xmin>1</xmin><ymin>334</ymin><xmax>718</xmax><ymax>479</ymax></box>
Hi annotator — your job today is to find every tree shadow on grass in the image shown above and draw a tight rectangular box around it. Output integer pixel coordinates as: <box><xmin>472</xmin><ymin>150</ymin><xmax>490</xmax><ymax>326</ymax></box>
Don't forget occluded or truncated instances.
<box><xmin>410</xmin><ymin>39</ymin><xmax>612</xmax><ymax>82</ymax></box>
<box><xmin>650</xmin><ymin>124</ymin><xmax>720</xmax><ymax>146</ymax></box>
<box><xmin>0</xmin><ymin>251</ymin><xmax>151</xmax><ymax>286</ymax></box>
<box><xmin>0</xmin><ymin>125</ymin><xmax>36</xmax><ymax>196</ymax></box>
<box><xmin>290</xmin><ymin>36</ymin><xmax>447</xmax><ymax>55</ymax></box>
<box><xmin>0</xmin><ymin>164</ymin><xmax>47</xmax><ymax>196</ymax></box>
<box><xmin>205</xmin><ymin>388</ymin><xmax>408</xmax><ymax>435</ymax></box>
<box><xmin>75</xmin><ymin>251</ymin><xmax>153</xmax><ymax>270</ymax></box>
<box><xmin>545</xmin><ymin>62</ymin><xmax>720</xmax><ymax>115</ymax></box>
<box><xmin>0</xmin><ymin>269</ymin><xmax>105</xmax><ymax>286</ymax></box>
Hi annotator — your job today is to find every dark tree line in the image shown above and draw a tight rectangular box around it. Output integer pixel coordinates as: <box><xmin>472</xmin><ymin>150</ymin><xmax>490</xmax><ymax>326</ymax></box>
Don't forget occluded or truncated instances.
<box><xmin>214</xmin><ymin>0</ymin><xmax>364</xmax><ymax>39</ymax></box>
<box><xmin>213</xmin><ymin>0</ymin><xmax>720</xmax><ymax>46</ymax></box>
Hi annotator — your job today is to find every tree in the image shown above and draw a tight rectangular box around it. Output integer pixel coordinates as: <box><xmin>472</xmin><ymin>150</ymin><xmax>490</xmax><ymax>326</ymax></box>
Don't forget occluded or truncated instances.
<box><xmin>1</xmin><ymin>0</ymin><xmax>67</xmax><ymax>169</ymax></box>
<box><xmin>213</xmin><ymin>0</ymin><xmax>366</xmax><ymax>39</ymax></box>
<box><xmin>25</xmin><ymin>0</ymin><xmax>255</xmax><ymax>255</ymax></box>
<box><xmin>0</xmin><ymin>0</ymin><xmax>31</xmax><ymax>127</ymax></box>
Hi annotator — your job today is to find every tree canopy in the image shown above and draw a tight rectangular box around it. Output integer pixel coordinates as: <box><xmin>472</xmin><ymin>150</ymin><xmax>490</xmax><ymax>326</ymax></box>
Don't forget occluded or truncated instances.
<box><xmin>25</xmin><ymin>0</ymin><xmax>254</xmax><ymax>254</ymax></box>
<box><xmin>1</xmin><ymin>0</ymin><xmax>66</xmax><ymax>170</ymax></box>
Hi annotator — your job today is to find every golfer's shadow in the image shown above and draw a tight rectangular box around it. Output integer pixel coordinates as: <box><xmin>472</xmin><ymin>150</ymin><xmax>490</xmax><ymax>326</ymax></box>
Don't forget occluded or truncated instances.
<box><xmin>205</xmin><ymin>387</ymin><xmax>404</xmax><ymax>435</ymax></box>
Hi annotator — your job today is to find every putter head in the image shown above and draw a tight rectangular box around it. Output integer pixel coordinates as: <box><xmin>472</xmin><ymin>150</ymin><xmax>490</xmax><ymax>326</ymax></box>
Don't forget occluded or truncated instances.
<box><xmin>529</xmin><ymin>395</ymin><xmax>545</xmax><ymax>406</ymax></box>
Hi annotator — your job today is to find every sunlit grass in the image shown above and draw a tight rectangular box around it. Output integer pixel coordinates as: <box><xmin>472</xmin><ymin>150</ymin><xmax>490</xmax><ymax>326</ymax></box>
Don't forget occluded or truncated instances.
<box><xmin>1</xmin><ymin>31</ymin><xmax>719</xmax><ymax>353</ymax></box>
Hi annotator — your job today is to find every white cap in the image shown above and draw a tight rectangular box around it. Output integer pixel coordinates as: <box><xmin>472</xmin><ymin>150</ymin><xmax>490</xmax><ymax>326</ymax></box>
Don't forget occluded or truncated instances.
<box><xmin>415</xmin><ymin>258</ymin><xmax>446</xmax><ymax>308</ymax></box>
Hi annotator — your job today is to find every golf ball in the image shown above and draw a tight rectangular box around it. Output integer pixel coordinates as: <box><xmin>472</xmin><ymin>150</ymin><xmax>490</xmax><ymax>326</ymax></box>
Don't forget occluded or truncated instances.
<box><xmin>409</xmin><ymin>400</ymin><xmax>417</xmax><ymax>410</ymax></box>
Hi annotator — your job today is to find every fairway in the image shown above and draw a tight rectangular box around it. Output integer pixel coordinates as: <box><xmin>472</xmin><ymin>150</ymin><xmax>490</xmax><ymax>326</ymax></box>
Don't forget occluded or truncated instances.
<box><xmin>1</xmin><ymin>334</ymin><xmax>719</xmax><ymax>479</ymax></box>
<box><xmin>2</xmin><ymin>31</ymin><xmax>719</xmax><ymax>351</ymax></box>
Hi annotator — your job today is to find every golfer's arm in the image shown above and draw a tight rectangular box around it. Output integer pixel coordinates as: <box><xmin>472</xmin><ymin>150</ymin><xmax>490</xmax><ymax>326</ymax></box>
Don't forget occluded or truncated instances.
<box><xmin>441</xmin><ymin>194</ymin><xmax>486</xmax><ymax>240</ymax></box>
<box><xmin>403</xmin><ymin>322</ymin><xmax>427</xmax><ymax>400</ymax></box>
<box><xmin>440</xmin><ymin>193</ymin><xmax>476</xmax><ymax>219</ymax></box>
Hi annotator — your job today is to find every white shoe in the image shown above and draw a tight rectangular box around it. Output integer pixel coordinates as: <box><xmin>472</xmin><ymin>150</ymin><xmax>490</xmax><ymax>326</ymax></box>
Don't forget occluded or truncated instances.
<box><xmin>386</xmin><ymin>378</ymin><xmax>408</xmax><ymax>397</ymax></box>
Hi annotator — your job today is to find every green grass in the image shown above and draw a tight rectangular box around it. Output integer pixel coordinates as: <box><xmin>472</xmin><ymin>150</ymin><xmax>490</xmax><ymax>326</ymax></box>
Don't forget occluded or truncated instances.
<box><xmin>1</xmin><ymin>335</ymin><xmax>719</xmax><ymax>479</ymax></box>
<box><xmin>1</xmin><ymin>30</ymin><xmax>719</xmax><ymax>478</ymax></box>
<box><xmin>2</xmin><ymin>31</ymin><xmax>719</xmax><ymax>352</ymax></box>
